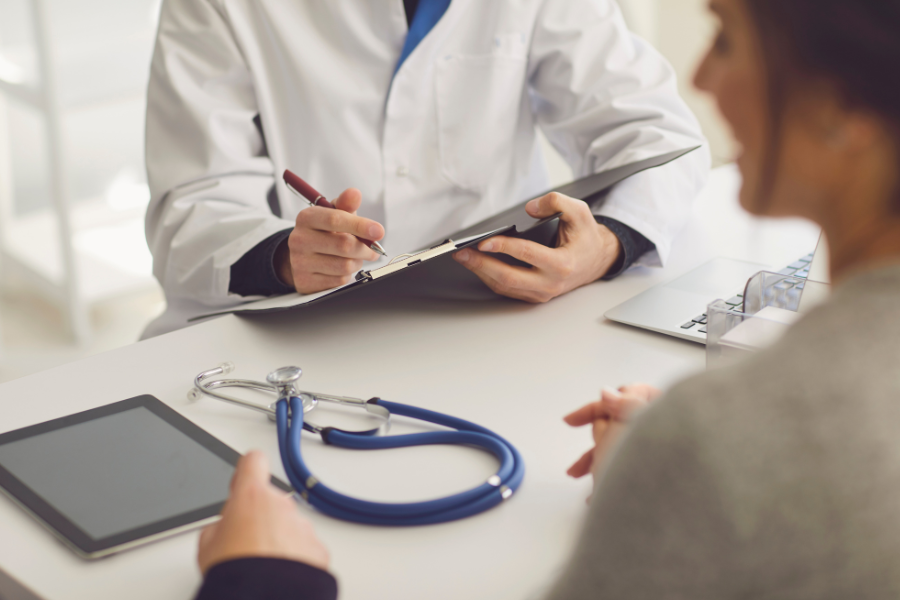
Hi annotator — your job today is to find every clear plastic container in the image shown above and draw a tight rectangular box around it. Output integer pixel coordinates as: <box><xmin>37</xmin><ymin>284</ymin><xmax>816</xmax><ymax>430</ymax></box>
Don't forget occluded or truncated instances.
<box><xmin>707</xmin><ymin>271</ymin><xmax>830</xmax><ymax>369</ymax></box>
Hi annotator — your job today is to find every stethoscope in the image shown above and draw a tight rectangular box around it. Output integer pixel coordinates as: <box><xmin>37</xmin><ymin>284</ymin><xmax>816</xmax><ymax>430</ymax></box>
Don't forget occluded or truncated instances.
<box><xmin>190</xmin><ymin>363</ymin><xmax>525</xmax><ymax>526</ymax></box>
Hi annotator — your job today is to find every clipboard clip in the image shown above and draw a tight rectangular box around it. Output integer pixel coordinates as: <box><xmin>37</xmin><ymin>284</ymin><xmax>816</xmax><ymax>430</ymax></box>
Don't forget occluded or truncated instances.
<box><xmin>356</xmin><ymin>239</ymin><xmax>457</xmax><ymax>283</ymax></box>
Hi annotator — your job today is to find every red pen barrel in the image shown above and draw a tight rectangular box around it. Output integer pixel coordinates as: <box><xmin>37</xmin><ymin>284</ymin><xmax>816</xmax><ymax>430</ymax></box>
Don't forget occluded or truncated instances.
<box><xmin>283</xmin><ymin>169</ymin><xmax>326</xmax><ymax>205</ymax></box>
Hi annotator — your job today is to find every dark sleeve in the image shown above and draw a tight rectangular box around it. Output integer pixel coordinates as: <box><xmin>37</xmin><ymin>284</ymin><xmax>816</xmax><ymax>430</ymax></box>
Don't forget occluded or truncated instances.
<box><xmin>228</xmin><ymin>229</ymin><xmax>295</xmax><ymax>297</ymax></box>
<box><xmin>594</xmin><ymin>216</ymin><xmax>655</xmax><ymax>281</ymax></box>
<box><xmin>195</xmin><ymin>557</ymin><xmax>338</xmax><ymax>600</ymax></box>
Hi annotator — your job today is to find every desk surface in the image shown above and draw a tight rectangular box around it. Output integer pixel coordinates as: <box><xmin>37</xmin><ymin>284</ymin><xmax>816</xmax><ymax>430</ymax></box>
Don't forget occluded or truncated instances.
<box><xmin>0</xmin><ymin>166</ymin><xmax>820</xmax><ymax>600</ymax></box>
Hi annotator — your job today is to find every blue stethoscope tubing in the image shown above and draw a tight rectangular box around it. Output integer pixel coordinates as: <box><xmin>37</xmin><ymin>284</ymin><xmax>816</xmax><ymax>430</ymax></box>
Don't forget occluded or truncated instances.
<box><xmin>276</xmin><ymin>397</ymin><xmax>525</xmax><ymax>526</ymax></box>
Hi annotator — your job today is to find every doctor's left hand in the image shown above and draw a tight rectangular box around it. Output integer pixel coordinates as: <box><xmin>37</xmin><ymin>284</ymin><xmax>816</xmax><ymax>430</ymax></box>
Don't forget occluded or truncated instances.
<box><xmin>452</xmin><ymin>193</ymin><xmax>621</xmax><ymax>303</ymax></box>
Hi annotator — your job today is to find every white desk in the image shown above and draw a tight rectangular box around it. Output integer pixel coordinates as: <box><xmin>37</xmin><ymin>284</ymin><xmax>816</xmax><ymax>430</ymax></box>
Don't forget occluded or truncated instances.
<box><xmin>0</xmin><ymin>166</ymin><xmax>820</xmax><ymax>600</ymax></box>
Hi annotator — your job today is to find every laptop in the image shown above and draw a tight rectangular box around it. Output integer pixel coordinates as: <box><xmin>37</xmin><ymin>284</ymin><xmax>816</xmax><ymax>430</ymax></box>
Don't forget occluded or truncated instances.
<box><xmin>605</xmin><ymin>234</ymin><xmax>830</xmax><ymax>344</ymax></box>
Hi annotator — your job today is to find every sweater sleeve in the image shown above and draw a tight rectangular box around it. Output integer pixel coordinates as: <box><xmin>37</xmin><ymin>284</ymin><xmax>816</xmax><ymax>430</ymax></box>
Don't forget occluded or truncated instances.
<box><xmin>195</xmin><ymin>558</ymin><xmax>338</xmax><ymax>600</ymax></box>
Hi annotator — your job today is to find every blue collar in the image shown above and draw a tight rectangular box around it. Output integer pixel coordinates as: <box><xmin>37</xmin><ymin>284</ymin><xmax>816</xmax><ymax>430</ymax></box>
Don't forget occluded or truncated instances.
<box><xmin>395</xmin><ymin>0</ymin><xmax>452</xmax><ymax>74</ymax></box>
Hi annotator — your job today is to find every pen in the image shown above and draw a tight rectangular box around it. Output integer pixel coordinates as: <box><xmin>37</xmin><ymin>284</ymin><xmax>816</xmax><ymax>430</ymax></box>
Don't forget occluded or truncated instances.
<box><xmin>283</xmin><ymin>169</ymin><xmax>388</xmax><ymax>257</ymax></box>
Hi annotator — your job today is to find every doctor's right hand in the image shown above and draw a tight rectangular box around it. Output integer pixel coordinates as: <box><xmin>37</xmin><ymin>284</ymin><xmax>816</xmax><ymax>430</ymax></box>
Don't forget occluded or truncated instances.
<box><xmin>275</xmin><ymin>188</ymin><xmax>385</xmax><ymax>294</ymax></box>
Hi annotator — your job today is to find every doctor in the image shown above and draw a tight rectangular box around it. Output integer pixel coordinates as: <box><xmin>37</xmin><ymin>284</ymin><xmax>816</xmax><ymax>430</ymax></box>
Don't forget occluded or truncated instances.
<box><xmin>143</xmin><ymin>0</ymin><xmax>709</xmax><ymax>336</ymax></box>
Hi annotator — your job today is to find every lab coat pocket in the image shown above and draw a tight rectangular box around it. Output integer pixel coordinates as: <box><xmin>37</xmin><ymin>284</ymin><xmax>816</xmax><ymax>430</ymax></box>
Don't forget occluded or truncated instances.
<box><xmin>435</xmin><ymin>54</ymin><xmax>527</xmax><ymax>192</ymax></box>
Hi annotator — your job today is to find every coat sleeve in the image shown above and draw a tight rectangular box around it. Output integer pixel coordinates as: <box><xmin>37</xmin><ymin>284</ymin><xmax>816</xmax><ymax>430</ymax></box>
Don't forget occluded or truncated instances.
<box><xmin>145</xmin><ymin>0</ymin><xmax>292</xmax><ymax>309</ymax></box>
<box><xmin>528</xmin><ymin>0</ymin><xmax>711</xmax><ymax>266</ymax></box>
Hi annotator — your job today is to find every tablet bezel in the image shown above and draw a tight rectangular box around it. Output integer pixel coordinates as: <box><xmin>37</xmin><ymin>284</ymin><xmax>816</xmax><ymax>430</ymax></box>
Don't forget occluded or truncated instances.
<box><xmin>0</xmin><ymin>395</ymin><xmax>285</xmax><ymax>559</ymax></box>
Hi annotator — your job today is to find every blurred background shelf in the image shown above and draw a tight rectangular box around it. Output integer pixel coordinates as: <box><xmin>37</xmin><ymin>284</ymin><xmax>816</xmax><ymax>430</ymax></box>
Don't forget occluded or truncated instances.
<box><xmin>0</xmin><ymin>0</ymin><xmax>162</xmax><ymax>357</ymax></box>
<box><xmin>2</xmin><ymin>202</ymin><xmax>154</xmax><ymax>303</ymax></box>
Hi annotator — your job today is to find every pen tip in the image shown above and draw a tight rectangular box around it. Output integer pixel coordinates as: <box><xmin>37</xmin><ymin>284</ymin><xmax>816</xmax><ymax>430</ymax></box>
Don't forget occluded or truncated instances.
<box><xmin>372</xmin><ymin>242</ymin><xmax>388</xmax><ymax>257</ymax></box>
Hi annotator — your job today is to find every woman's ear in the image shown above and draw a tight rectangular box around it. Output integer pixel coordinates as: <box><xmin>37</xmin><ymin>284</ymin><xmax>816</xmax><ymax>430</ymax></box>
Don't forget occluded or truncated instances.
<box><xmin>817</xmin><ymin>99</ymin><xmax>882</xmax><ymax>155</ymax></box>
<box><xmin>839</xmin><ymin>113</ymin><xmax>884</xmax><ymax>155</ymax></box>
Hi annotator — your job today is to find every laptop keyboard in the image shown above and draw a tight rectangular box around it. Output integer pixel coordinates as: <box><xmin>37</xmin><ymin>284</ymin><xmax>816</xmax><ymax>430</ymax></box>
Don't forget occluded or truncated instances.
<box><xmin>679</xmin><ymin>251</ymin><xmax>816</xmax><ymax>336</ymax></box>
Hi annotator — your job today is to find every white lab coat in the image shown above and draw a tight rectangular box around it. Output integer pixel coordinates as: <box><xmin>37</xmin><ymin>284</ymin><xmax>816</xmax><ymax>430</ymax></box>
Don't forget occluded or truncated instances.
<box><xmin>143</xmin><ymin>0</ymin><xmax>710</xmax><ymax>337</ymax></box>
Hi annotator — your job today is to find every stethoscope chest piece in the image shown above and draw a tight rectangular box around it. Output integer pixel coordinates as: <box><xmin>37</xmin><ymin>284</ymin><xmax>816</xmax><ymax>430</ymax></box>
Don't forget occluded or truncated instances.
<box><xmin>265</xmin><ymin>366</ymin><xmax>317</xmax><ymax>413</ymax></box>
<box><xmin>266</xmin><ymin>366</ymin><xmax>303</xmax><ymax>386</ymax></box>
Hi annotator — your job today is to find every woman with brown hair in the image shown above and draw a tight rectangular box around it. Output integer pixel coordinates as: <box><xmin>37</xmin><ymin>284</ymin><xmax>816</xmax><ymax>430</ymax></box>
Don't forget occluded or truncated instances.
<box><xmin>192</xmin><ymin>1</ymin><xmax>900</xmax><ymax>597</ymax></box>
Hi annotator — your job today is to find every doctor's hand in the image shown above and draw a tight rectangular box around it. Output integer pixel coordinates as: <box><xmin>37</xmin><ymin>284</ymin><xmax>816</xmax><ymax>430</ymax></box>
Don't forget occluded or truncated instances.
<box><xmin>564</xmin><ymin>384</ymin><xmax>662</xmax><ymax>484</ymax></box>
<box><xmin>197</xmin><ymin>451</ymin><xmax>330</xmax><ymax>575</ymax></box>
<box><xmin>452</xmin><ymin>193</ymin><xmax>621</xmax><ymax>303</ymax></box>
<box><xmin>276</xmin><ymin>188</ymin><xmax>385</xmax><ymax>294</ymax></box>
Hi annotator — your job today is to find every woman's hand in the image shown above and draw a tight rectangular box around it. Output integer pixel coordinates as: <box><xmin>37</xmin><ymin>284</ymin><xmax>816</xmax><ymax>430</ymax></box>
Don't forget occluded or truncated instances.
<box><xmin>197</xmin><ymin>451</ymin><xmax>330</xmax><ymax>575</ymax></box>
<box><xmin>452</xmin><ymin>193</ymin><xmax>622</xmax><ymax>303</ymax></box>
<box><xmin>564</xmin><ymin>384</ymin><xmax>663</xmax><ymax>481</ymax></box>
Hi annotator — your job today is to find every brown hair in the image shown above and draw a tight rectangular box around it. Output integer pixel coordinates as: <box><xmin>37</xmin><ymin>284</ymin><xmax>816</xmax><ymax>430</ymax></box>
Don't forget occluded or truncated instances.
<box><xmin>743</xmin><ymin>0</ymin><xmax>900</xmax><ymax>204</ymax></box>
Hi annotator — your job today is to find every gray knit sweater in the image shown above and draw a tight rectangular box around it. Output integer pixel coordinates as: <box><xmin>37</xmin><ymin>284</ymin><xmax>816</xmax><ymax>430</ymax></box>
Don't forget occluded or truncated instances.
<box><xmin>547</xmin><ymin>263</ymin><xmax>900</xmax><ymax>599</ymax></box>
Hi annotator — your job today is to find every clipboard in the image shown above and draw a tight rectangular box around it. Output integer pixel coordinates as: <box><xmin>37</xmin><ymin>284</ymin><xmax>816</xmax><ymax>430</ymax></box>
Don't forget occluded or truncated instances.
<box><xmin>193</xmin><ymin>146</ymin><xmax>700</xmax><ymax>319</ymax></box>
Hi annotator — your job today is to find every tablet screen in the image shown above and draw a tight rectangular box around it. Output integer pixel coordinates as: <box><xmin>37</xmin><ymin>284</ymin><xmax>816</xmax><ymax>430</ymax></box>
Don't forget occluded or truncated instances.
<box><xmin>0</xmin><ymin>396</ymin><xmax>274</xmax><ymax>558</ymax></box>
<box><xmin>0</xmin><ymin>406</ymin><xmax>233</xmax><ymax>540</ymax></box>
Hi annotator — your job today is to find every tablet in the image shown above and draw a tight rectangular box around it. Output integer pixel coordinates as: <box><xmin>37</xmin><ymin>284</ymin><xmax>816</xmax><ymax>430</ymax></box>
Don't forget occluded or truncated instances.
<box><xmin>0</xmin><ymin>395</ymin><xmax>289</xmax><ymax>559</ymax></box>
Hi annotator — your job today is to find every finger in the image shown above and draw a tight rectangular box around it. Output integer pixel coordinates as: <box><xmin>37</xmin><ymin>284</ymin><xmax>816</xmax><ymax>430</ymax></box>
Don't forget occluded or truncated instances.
<box><xmin>293</xmin><ymin>273</ymin><xmax>352</xmax><ymax>295</ymax></box>
<box><xmin>602</xmin><ymin>386</ymin><xmax>624</xmax><ymax>404</ymax></box>
<box><xmin>465</xmin><ymin>264</ymin><xmax>549</xmax><ymax>303</ymax></box>
<box><xmin>592</xmin><ymin>417</ymin><xmax>610</xmax><ymax>442</ymax></box>
<box><xmin>601</xmin><ymin>389</ymin><xmax>648</xmax><ymax>422</ymax></box>
<box><xmin>477</xmin><ymin>236</ymin><xmax>566</xmax><ymax>272</ymax></box>
<box><xmin>309</xmin><ymin>254</ymin><xmax>364</xmax><ymax>278</ymax></box>
<box><xmin>566</xmin><ymin>448</ymin><xmax>595</xmax><ymax>478</ymax></box>
<box><xmin>453</xmin><ymin>249</ymin><xmax>546</xmax><ymax>295</ymax></box>
<box><xmin>197</xmin><ymin>522</ymin><xmax>219</xmax><ymax>574</ymax></box>
<box><xmin>198</xmin><ymin>522</ymin><xmax>218</xmax><ymax>552</ymax></box>
<box><xmin>610</xmin><ymin>398</ymin><xmax>649</xmax><ymax>421</ymax></box>
<box><xmin>525</xmin><ymin>192</ymin><xmax>594</xmax><ymax>227</ymax></box>
<box><xmin>293</xmin><ymin>229</ymin><xmax>378</xmax><ymax>261</ymax></box>
<box><xmin>231</xmin><ymin>450</ymin><xmax>270</xmax><ymax>494</ymax></box>
<box><xmin>618</xmin><ymin>383</ymin><xmax>664</xmax><ymax>402</ymax></box>
<box><xmin>331</xmin><ymin>188</ymin><xmax>362</xmax><ymax>214</ymax></box>
<box><xmin>298</xmin><ymin>206</ymin><xmax>384</xmax><ymax>241</ymax></box>
<box><xmin>599</xmin><ymin>387</ymin><xmax>627</xmax><ymax>422</ymax></box>
<box><xmin>294</xmin><ymin>273</ymin><xmax>350</xmax><ymax>296</ymax></box>
<box><xmin>564</xmin><ymin>401</ymin><xmax>609</xmax><ymax>426</ymax></box>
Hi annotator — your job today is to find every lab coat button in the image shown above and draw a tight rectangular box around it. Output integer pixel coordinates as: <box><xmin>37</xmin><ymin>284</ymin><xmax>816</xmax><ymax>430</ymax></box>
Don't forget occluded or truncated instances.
<box><xmin>396</xmin><ymin>166</ymin><xmax>409</xmax><ymax>177</ymax></box>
